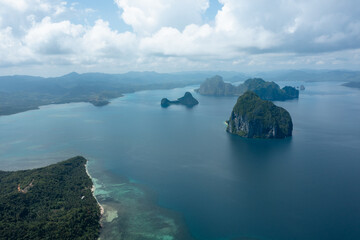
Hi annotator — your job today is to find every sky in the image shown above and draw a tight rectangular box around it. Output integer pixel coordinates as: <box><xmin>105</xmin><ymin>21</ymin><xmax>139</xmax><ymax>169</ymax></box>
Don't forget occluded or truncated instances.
<box><xmin>0</xmin><ymin>0</ymin><xmax>360</xmax><ymax>76</ymax></box>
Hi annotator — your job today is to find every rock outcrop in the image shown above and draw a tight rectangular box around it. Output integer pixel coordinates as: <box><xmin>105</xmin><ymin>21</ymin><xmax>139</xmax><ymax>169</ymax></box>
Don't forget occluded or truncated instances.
<box><xmin>161</xmin><ymin>92</ymin><xmax>199</xmax><ymax>108</ymax></box>
<box><xmin>196</xmin><ymin>76</ymin><xmax>299</xmax><ymax>101</ymax></box>
<box><xmin>196</xmin><ymin>75</ymin><xmax>237</xmax><ymax>96</ymax></box>
<box><xmin>226</xmin><ymin>91</ymin><xmax>293</xmax><ymax>138</ymax></box>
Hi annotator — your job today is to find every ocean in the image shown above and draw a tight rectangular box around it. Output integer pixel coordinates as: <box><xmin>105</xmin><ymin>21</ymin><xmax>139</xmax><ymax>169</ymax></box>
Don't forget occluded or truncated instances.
<box><xmin>0</xmin><ymin>81</ymin><xmax>359</xmax><ymax>240</ymax></box>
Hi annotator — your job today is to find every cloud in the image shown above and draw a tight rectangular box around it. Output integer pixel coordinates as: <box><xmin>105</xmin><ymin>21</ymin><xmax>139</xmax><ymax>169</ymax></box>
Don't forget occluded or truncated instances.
<box><xmin>114</xmin><ymin>0</ymin><xmax>209</xmax><ymax>35</ymax></box>
<box><xmin>81</xmin><ymin>19</ymin><xmax>137</xmax><ymax>59</ymax></box>
<box><xmin>20</xmin><ymin>17</ymin><xmax>137</xmax><ymax>66</ymax></box>
<box><xmin>0</xmin><ymin>0</ymin><xmax>29</xmax><ymax>12</ymax></box>
<box><xmin>25</xmin><ymin>17</ymin><xmax>84</xmax><ymax>55</ymax></box>
<box><xmin>1</xmin><ymin>0</ymin><xmax>360</xmax><ymax>75</ymax></box>
<box><xmin>137</xmin><ymin>0</ymin><xmax>360</xmax><ymax>61</ymax></box>
<box><xmin>0</xmin><ymin>27</ymin><xmax>34</xmax><ymax>66</ymax></box>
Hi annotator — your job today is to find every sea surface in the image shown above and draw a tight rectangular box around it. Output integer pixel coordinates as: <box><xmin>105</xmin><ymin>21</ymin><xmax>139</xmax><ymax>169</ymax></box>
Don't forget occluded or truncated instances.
<box><xmin>0</xmin><ymin>81</ymin><xmax>360</xmax><ymax>240</ymax></box>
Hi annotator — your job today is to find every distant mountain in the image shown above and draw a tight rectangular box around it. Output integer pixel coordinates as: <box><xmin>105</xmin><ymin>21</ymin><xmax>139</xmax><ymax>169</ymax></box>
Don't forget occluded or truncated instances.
<box><xmin>254</xmin><ymin>70</ymin><xmax>360</xmax><ymax>82</ymax></box>
<box><xmin>226</xmin><ymin>91</ymin><xmax>293</xmax><ymax>139</ymax></box>
<box><xmin>0</xmin><ymin>72</ymin><xmax>214</xmax><ymax>116</ymax></box>
<box><xmin>1</xmin><ymin>70</ymin><xmax>359</xmax><ymax>116</ymax></box>
<box><xmin>196</xmin><ymin>76</ymin><xmax>299</xmax><ymax>101</ymax></box>
<box><xmin>342</xmin><ymin>81</ymin><xmax>360</xmax><ymax>89</ymax></box>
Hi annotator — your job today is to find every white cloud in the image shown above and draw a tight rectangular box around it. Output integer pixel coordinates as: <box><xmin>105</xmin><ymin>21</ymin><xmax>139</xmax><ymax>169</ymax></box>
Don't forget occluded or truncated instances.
<box><xmin>0</xmin><ymin>27</ymin><xmax>34</xmax><ymax>66</ymax></box>
<box><xmin>81</xmin><ymin>19</ymin><xmax>137</xmax><ymax>59</ymax></box>
<box><xmin>0</xmin><ymin>0</ymin><xmax>28</xmax><ymax>12</ymax></box>
<box><xmin>54</xmin><ymin>1</ymin><xmax>67</xmax><ymax>16</ymax></box>
<box><xmin>114</xmin><ymin>0</ymin><xmax>209</xmax><ymax>35</ymax></box>
<box><xmin>1</xmin><ymin>0</ymin><xmax>360</xmax><ymax>74</ymax></box>
<box><xmin>138</xmin><ymin>0</ymin><xmax>284</xmax><ymax>59</ymax></box>
<box><xmin>25</xmin><ymin>17</ymin><xmax>84</xmax><ymax>55</ymax></box>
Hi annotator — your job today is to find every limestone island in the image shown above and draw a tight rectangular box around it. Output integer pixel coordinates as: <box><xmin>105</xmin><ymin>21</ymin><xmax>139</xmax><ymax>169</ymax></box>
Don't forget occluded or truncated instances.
<box><xmin>196</xmin><ymin>75</ymin><xmax>299</xmax><ymax>101</ymax></box>
<box><xmin>161</xmin><ymin>92</ymin><xmax>199</xmax><ymax>108</ymax></box>
<box><xmin>226</xmin><ymin>91</ymin><xmax>293</xmax><ymax>139</ymax></box>
<box><xmin>0</xmin><ymin>156</ymin><xmax>101</xmax><ymax>239</ymax></box>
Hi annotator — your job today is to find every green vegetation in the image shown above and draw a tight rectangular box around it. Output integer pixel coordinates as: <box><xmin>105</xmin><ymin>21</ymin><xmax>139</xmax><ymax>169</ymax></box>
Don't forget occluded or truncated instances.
<box><xmin>0</xmin><ymin>72</ymin><xmax>208</xmax><ymax>116</ymax></box>
<box><xmin>196</xmin><ymin>76</ymin><xmax>299</xmax><ymax>100</ymax></box>
<box><xmin>0</xmin><ymin>156</ymin><xmax>101</xmax><ymax>239</ymax></box>
<box><xmin>161</xmin><ymin>92</ymin><xmax>199</xmax><ymax>108</ymax></box>
<box><xmin>227</xmin><ymin>91</ymin><xmax>293</xmax><ymax>138</ymax></box>
<box><xmin>240</xmin><ymin>78</ymin><xmax>299</xmax><ymax>100</ymax></box>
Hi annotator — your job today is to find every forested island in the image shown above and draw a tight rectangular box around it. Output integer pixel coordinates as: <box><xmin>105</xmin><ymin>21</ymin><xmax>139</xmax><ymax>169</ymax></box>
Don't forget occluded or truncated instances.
<box><xmin>226</xmin><ymin>91</ymin><xmax>293</xmax><ymax>138</ymax></box>
<box><xmin>0</xmin><ymin>156</ymin><xmax>101</xmax><ymax>239</ymax></box>
<box><xmin>196</xmin><ymin>75</ymin><xmax>299</xmax><ymax>101</ymax></box>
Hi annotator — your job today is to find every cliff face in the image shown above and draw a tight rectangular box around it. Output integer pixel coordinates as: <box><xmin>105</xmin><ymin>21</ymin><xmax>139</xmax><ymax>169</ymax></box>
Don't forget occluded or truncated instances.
<box><xmin>241</xmin><ymin>78</ymin><xmax>299</xmax><ymax>101</ymax></box>
<box><xmin>226</xmin><ymin>91</ymin><xmax>293</xmax><ymax>138</ymax></box>
<box><xmin>196</xmin><ymin>75</ymin><xmax>236</xmax><ymax>96</ymax></box>
<box><xmin>196</xmin><ymin>76</ymin><xmax>299</xmax><ymax>101</ymax></box>
<box><xmin>161</xmin><ymin>92</ymin><xmax>199</xmax><ymax>108</ymax></box>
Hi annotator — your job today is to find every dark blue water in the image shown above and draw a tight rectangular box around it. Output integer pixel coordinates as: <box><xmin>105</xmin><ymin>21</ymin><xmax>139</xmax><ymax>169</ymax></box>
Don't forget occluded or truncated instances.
<box><xmin>0</xmin><ymin>82</ymin><xmax>359</xmax><ymax>240</ymax></box>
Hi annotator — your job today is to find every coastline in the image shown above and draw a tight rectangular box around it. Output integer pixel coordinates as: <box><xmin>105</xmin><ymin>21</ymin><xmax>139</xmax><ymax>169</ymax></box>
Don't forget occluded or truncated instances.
<box><xmin>85</xmin><ymin>161</ymin><xmax>105</xmax><ymax>216</ymax></box>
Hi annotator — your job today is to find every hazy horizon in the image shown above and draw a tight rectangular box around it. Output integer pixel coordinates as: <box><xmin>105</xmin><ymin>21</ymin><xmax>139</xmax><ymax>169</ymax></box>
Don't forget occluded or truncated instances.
<box><xmin>1</xmin><ymin>68</ymin><xmax>360</xmax><ymax>79</ymax></box>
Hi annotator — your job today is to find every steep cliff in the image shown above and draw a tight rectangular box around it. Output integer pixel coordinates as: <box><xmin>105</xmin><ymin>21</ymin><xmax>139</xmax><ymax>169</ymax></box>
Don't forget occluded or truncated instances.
<box><xmin>226</xmin><ymin>91</ymin><xmax>293</xmax><ymax>138</ymax></box>
<box><xmin>195</xmin><ymin>75</ymin><xmax>237</xmax><ymax>96</ymax></box>
<box><xmin>196</xmin><ymin>76</ymin><xmax>299</xmax><ymax>101</ymax></box>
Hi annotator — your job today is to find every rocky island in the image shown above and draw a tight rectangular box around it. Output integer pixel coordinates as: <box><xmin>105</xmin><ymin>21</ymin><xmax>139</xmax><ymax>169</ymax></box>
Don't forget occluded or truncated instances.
<box><xmin>161</xmin><ymin>92</ymin><xmax>199</xmax><ymax>108</ymax></box>
<box><xmin>226</xmin><ymin>91</ymin><xmax>293</xmax><ymax>138</ymax></box>
<box><xmin>0</xmin><ymin>156</ymin><xmax>101</xmax><ymax>239</ymax></box>
<box><xmin>196</xmin><ymin>75</ymin><xmax>299</xmax><ymax>101</ymax></box>
<box><xmin>195</xmin><ymin>75</ymin><xmax>237</xmax><ymax>96</ymax></box>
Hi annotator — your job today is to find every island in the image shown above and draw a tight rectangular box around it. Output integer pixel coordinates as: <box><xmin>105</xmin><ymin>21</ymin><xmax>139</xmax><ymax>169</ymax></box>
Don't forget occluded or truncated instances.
<box><xmin>89</xmin><ymin>99</ymin><xmax>110</xmax><ymax>107</ymax></box>
<box><xmin>226</xmin><ymin>91</ymin><xmax>293</xmax><ymax>138</ymax></box>
<box><xmin>196</xmin><ymin>75</ymin><xmax>299</xmax><ymax>101</ymax></box>
<box><xmin>195</xmin><ymin>75</ymin><xmax>237</xmax><ymax>96</ymax></box>
<box><xmin>342</xmin><ymin>81</ymin><xmax>360</xmax><ymax>89</ymax></box>
<box><xmin>161</xmin><ymin>92</ymin><xmax>199</xmax><ymax>108</ymax></box>
<box><xmin>0</xmin><ymin>156</ymin><xmax>101</xmax><ymax>239</ymax></box>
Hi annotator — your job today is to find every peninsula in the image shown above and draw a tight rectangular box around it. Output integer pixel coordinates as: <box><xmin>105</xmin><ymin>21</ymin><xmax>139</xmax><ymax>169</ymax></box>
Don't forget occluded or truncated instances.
<box><xmin>226</xmin><ymin>91</ymin><xmax>293</xmax><ymax>138</ymax></box>
<box><xmin>0</xmin><ymin>156</ymin><xmax>101</xmax><ymax>239</ymax></box>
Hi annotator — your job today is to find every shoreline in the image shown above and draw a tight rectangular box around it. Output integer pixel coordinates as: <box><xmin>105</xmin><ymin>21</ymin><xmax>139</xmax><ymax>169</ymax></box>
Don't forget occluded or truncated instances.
<box><xmin>85</xmin><ymin>162</ymin><xmax>105</xmax><ymax>216</ymax></box>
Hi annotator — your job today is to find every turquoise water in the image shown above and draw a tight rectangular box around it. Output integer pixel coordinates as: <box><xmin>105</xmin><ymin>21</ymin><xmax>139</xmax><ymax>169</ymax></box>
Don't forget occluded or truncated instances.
<box><xmin>0</xmin><ymin>82</ymin><xmax>360</xmax><ymax>240</ymax></box>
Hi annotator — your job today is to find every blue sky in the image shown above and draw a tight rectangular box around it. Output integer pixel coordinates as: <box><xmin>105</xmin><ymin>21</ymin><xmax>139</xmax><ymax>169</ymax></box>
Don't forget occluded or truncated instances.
<box><xmin>0</xmin><ymin>0</ymin><xmax>359</xmax><ymax>76</ymax></box>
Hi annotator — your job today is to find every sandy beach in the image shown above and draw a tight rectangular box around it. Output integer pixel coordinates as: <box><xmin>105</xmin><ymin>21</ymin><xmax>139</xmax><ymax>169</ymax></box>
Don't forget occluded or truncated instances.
<box><xmin>85</xmin><ymin>162</ymin><xmax>105</xmax><ymax>216</ymax></box>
